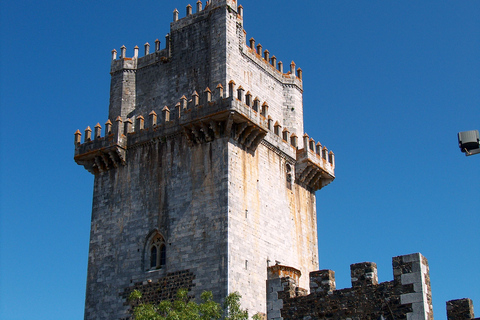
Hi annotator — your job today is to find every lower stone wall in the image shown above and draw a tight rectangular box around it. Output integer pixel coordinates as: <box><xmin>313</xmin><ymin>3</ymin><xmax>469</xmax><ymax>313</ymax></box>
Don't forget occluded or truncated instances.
<box><xmin>121</xmin><ymin>269</ymin><xmax>196</xmax><ymax>315</ymax></box>
<box><xmin>281</xmin><ymin>280</ymin><xmax>411</xmax><ymax>320</ymax></box>
<box><xmin>268</xmin><ymin>253</ymin><xmax>433</xmax><ymax>320</ymax></box>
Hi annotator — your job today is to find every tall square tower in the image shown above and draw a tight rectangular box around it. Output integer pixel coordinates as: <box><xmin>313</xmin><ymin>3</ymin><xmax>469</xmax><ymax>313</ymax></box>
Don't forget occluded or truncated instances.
<box><xmin>74</xmin><ymin>1</ymin><xmax>335</xmax><ymax>319</ymax></box>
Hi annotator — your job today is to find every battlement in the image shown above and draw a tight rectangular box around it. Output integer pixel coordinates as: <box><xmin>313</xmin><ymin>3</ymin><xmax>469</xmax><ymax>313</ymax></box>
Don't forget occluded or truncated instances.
<box><xmin>74</xmin><ymin>80</ymin><xmax>334</xmax><ymax>189</ymax></box>
<box><xmin>267</xmin><ymin>253</ymin><xmax>433</xmax><ymax>320</ymax></box>
<box><xmin>243</xmin><ymin>38</ymin><xmax>303</xmax><ymax>87</ymax></box>
<box><xmin>109</xmin><ymin>1</ymin><xmax>302</xmax><ymax>92</ymax></box>
<box><xmin>447</xmin><ymin>299</ymin><xmax>479</xmax><ymax>320</ymax></box>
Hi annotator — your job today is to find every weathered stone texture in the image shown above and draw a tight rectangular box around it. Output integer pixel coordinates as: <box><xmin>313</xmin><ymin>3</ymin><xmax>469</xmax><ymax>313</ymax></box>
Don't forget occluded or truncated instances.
<box><xmin>121</xmin><ymin>270</ymin><xmax>196</xmax><ymax>308</ymax></box>
<box><xmin>447</xmin><ymin>298</ymin><xmax>479</xmax><ymax>320</ymax></box>
<box><xmin>75</xmin><ymin>1</ymin><xmax>335</xmax><ymax>319</ymax></box>
<box><xmin>268</xmin><ymin>253</ymin><xmax>433</xmax><ymax>320</ymax></box>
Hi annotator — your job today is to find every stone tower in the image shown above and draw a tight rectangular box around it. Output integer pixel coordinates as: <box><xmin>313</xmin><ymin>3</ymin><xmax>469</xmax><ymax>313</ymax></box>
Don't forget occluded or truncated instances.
<box><xmin>74</xmin><ymin>1</ymin><xmax>335</xmax><ymax>319</ymax></box>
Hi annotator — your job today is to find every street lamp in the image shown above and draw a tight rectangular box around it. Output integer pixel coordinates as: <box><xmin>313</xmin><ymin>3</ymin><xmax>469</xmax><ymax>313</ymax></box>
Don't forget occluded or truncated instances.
<box><xmin>458</xmin><ymin>130</ymin><xmax>480</xmax><ymax>156</ymax></box>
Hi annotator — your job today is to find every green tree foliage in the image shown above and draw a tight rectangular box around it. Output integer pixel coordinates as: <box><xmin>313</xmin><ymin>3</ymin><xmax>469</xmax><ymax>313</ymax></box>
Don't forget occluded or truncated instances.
<box><xmin>129</xmin><ymin>289</ymin><xmax>262</xmax><ymax>320</ymax></box>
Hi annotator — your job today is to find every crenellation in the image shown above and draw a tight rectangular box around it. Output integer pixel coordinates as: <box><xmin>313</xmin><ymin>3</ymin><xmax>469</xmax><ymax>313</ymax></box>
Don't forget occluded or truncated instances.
<box><xmin>311</xmin><ymin>269</ymin><xmax>336</xmax><ymax>294</ymax></box>
<box><xmin>175</xmin><ymin>102</ymin><xmax>182</xmax><ymax>118</ymax></box>
<box><xmin>84</xmin><ymin>126</ymin><xmax>92</xmax><ymax>142</ymax></box>
<box><xmin>316</xmin><ymin>142</ymin><xmax>321</xmax><ymax>156</ymax></box>
<box><xmin>173</xmin><ymin>8</ymin><xmax>179</xmax><ymax>21</ymax></box>
<box><xmin>236</xmin><ymin>85</ymin><xmax>244</xmax><ymax>102</ymax></box>
<box><xmin>94</xmin><ymin>123</ymin><xmax>102</xmax><ymax>140</ymax></box>
<box><xmin>124</xmin><ymin>118</ymin><xmax>133</xmax><ymax>135</ymax></box>
<box><xmin>282</xmin><ymin>127</ymin><xmax>289</xmax><ymax>141</ymax></box>
<box><xmin>162</xmin><ymin>106</ymin><xmax>170</xmax><ymax>123</ymax></box>
<box><xmin>120</xmin><ymin>45</ymin><xmax>126</xmax><ymax>59</ymax></box>
<box><xmin>135</xmin><ymin>115</ymin><xmax>144</xmax><ymax>131</ymax></box>
<box><xmin>74</xmin><ymin>129</ymin><xmax>81</xmax><ymax>145</ymax></box>
<box><xmin>447</xmin><ymin>299</ymin><xmax>478</xmax><ymax>320</ymax></box>
<box><xmin>133</xmin><ymin>45</ymin><xmax>139</xmax><ymax>58</ymax></box>
<box><xmin>216</xmin><ymin>84</ymin><xmax>224</xmax><ymax>100</ymax></box>
<box><xmin>180</xmin><ymin>95</ymin><xmax>188</xmax><ymax>109</ymax></box>
<box><xmin>270</xmin><ymin>55</ymin><xmax>276</xmax><ymax>68</ymax></box>
<box><xmin>105</xmin><ymin>119</ymin><xmax>112</xmax><ymax>135</ymax></box>
<box><xmin>296</xmin><ymin>68</ymin><xmax>302</xmax><ymax>80</ymax></box>
<box><xmin>114</xmin><ymin>116</ymin><xmax>124</xmax><ymax>138</ymax></box>
<box><xmin>204</xmin><ymin>87</ymin><xmax>212</xmax><ymax>103</ymax></box>
<box><xmin>144</xmin><ymin>42</ymin><xmax>149</xmax><ymax>56</ymax></box>
<box><xmin>73</xmin><ymin>3</ymin><xmax>474</xmax><ymax>319</ymax></box>
<box><xmin>261</xmin><ymin>101</ymin><xmax>268</xmax><ymax>117</ymax></box>
<box><xmin>350</xmin><ymin>262</ymin><xmax>378</xmax><ymax>287</ymax></box>
<box><xmin>290</xmin><ymin>133</ymin><xmax>298</xmax><ymax>148</ymax></box>
<box><xmin>271</xmin><ymin>254</ymin><xmax>432</xmax><ymax>320</ymax></box>
<box><xmin>289</xmin><ymin>61</ymin><xmax>295</xmax><ymax>75</ymax></box>
<box><xmin>76</xmin><ymin>81</ymin><xmax>333</xmax><ymax>182</ymax></box>
<box><xmin>76</xmin><ymin>2</ymin><xmax>335</xmax><ymax>318</ymax></box>
<box><xmin>256</xmin><ymin>43</ymin><xmax>262</xmax><ymax>55</ymax></box>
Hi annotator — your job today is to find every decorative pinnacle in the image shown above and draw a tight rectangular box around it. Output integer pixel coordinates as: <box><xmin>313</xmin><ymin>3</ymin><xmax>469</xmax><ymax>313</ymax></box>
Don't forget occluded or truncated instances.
<box><xmin>173</xmin><ymin>9</ymin><xmax>179</xmax><ymax>22</ymax></box>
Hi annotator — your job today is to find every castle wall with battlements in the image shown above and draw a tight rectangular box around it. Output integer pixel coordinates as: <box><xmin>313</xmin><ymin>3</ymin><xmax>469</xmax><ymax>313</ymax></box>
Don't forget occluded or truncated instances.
<box><xmin>75</xmin><ymin>1</ymin><xmax>335</xmax><ymax>318</ymax></box>
<box><xmin>109</xmin><ymin>0</ymin><xmax>306</xmax><ymax>148</ymax></box>
<box><xmin>267</xmin><ymin>253</ymin><xmax>433</xmax><ymax>320</ymax></box>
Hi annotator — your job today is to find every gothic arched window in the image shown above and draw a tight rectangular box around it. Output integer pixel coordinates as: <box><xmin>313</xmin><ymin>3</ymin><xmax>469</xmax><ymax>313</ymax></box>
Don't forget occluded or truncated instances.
<box><xmin>148</xmin><ymin>234</ymin><xmax>166</xmax><ymax>270</ymax></box>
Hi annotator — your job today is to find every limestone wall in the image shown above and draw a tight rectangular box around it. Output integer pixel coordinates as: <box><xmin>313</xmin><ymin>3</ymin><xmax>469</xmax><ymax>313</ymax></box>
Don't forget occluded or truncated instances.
<box><xmin>227</xmin><ymin>139</ymin><xmax>318</xmax><ymax>314</ymax></box>
<box><xmin>84</xmin><ymin>136</ymin><xmax>230</xmax><ymax>319</ymax></box>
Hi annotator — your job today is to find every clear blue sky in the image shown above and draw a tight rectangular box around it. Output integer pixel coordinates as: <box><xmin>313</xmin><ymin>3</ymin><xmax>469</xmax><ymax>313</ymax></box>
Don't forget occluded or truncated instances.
<box><xmin>1</xmin><ymin>1</ymin><xmax>479</xmax><ymax>319</ymax></box>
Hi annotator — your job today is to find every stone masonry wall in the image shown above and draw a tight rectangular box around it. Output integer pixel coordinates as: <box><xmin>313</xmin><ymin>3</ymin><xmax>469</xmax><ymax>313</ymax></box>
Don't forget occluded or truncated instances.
<box><xmin>84</xmin><ymin>136</ymin><xmax>230</xmax><ymax>320</ymax></box>
<box><xmin>227</xmin><ymin>139</ymin><xmax>319</xmax><ymax>314</ymax></box>
<box><xmin>225</xmin><ymin>4</ymin><xmax>305</xmax><ymax>146</ymax></box>
<box><xmin>267</xmin><ymin>253</ymin><xmax>433</xmax><ymax>320</ymax></box>
<box><xmin>447</xmin><ymin>299</ymin><xmax>479</xmax><ymax>320</ymax></box>
<box><xmin>121</xmin><ymin>269</ymin><xmax>196</xmax><ymax>318</ymax></box>
<box><xmin>77</xmin><ymin>1</ymin><xmax>335</xmax><ymax>319</ymax></box>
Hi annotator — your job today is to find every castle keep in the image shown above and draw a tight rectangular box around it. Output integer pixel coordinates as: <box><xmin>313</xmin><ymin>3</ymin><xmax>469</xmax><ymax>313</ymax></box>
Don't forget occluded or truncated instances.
<box><xmin>75</xmin><ymin>0</ymin><xmax>334</xmax><ymax>318</ymax></box>
<box><xmin>74</xmin><ymin>1</ymin><xmax>477</xmax><ymax>319</ymax></box>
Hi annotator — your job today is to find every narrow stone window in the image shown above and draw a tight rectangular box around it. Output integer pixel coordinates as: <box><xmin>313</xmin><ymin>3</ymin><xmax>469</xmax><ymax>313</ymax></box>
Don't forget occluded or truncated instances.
<box><xmin>147</xmin><ymin>233</ymin><xmax>166</xmax><ymax>270</ymax></box>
